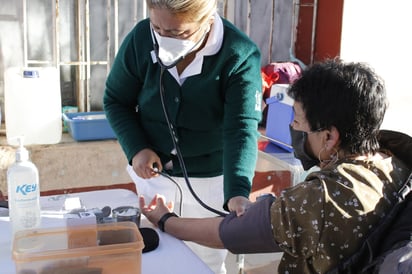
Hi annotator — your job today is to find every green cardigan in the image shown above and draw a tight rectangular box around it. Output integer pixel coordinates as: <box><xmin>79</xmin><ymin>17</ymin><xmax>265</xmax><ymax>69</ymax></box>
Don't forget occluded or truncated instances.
<box><xmin>104</xmin><ymin>17</ymin><xmax>262</xmax><ymax>209</ymax></box>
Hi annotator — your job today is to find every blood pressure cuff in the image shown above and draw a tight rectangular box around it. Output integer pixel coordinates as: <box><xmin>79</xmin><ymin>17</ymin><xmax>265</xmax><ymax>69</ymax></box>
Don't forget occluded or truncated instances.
<box><xmin>218</xmin><ymin>195</ymin><xmax>281</xmax><ymax>254</ymax></box>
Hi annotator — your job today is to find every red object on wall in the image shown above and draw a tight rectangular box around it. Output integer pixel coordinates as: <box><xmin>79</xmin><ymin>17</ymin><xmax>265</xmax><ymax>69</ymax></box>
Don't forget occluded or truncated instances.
<box><xmin>294</xmin><ymin>0</ymin><xmax>344</xmax><ymax>65</ymax></box>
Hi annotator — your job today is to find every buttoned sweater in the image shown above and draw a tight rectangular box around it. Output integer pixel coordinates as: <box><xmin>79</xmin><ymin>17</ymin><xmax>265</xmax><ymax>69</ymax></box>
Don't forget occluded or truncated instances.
<box><xmin>104</xmin><ymin>17</ymin><xmax>262</xmax><ymax>207</ymax></box>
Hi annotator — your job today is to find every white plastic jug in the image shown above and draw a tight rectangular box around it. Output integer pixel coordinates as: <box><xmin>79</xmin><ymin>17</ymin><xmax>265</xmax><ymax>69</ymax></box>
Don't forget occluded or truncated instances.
<box><xmin>4</xmin><ymin>67</ymin><xmax>62</xmax><ymax>146</ymax></box>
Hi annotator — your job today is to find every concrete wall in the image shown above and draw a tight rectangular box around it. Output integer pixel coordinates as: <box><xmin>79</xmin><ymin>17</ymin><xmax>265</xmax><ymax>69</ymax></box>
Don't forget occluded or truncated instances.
<box><xmin>230</xmin><ymin>0</ymin><xmax>296</xmax><ymax>65</ymax></box>
<box><xmin>0</xmin><ymin>134</ymin><xmax>131</xmax><ymax>195</ymax></box>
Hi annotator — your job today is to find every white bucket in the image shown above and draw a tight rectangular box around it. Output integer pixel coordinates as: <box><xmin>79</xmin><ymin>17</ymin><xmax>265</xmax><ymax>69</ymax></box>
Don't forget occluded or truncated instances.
<box><xmin>4</xmin><ymin>67</ymin><xmax>62</xmax><ymax>146</ymax></box>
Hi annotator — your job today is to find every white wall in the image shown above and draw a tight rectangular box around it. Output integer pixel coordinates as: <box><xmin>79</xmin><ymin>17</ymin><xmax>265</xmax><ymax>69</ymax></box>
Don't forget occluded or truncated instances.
<box><xmin>340</xmin><ymin>0</ymin><xmax>412</xmax><ymax>136</ymax></box>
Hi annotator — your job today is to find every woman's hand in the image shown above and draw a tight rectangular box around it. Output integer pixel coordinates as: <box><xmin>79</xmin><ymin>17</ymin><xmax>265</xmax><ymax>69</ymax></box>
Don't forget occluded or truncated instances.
<box><xmin>132</xmin><ymin>149</ymin><xmax>162</xmax><ymax>179</ymax></box>
<box><xmin>140</xmin><ymin>194</ymin><xmax>225</xmax><ymax>248</ymax></box>
<box><xmin>228</xmin><ymin>196</ymin><xmax>252</xmax><ymax>216</ymax></box>
<box><xmin>139</xmin><ymin>194</ymin><xmax>174</xmax><ymax>227</ymax></box>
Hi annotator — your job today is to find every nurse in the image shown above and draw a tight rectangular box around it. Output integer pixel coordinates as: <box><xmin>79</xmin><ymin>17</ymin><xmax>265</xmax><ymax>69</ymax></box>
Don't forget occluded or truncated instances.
<box><xmin>103</xmin><ymin>1</ymin><xmax>262</xmax><ymax>273</ymax></box>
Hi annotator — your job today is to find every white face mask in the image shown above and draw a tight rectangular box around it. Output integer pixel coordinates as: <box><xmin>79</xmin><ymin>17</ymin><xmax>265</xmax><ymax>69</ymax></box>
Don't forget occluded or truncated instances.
<box><xmin>152</xmin><ymin>24</ymin><xmax>209</xmax><ymax>68</ymax></box>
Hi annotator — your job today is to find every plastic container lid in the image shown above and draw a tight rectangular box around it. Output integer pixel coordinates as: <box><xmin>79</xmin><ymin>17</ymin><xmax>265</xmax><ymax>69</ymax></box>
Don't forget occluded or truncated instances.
<box><xmin>13</xmin><ymin>222</ymin><xmax>144</xmax><ymax>274</ymax></box>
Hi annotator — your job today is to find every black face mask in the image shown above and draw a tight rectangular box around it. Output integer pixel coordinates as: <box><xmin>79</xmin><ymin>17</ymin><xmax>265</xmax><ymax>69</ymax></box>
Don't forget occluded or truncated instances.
<box><xmin>289</xmin><ymin>125</ymin><xmax>320</xmax><ymax>170</ymax></box>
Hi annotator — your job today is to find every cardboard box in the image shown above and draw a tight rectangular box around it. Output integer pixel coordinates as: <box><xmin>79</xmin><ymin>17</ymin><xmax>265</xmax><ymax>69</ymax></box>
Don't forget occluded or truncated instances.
<box><xmin>12</xmin><ymin>222</ymin><xmax>144</xmax><ymax>274</ymax></box>
<box><xmin>63</xmin><ymin>111</ymin><xmax>117</xmax><ymax>141</ymax></box>
<box><xmin>265</xmin><ymin>84</ymin><xmax>294</xmax><ymax>152</ymax></box>
<box><xmin>251</xmin><ymin>149</ymin><xmax>307</xmax><ymax>201</ymax></box>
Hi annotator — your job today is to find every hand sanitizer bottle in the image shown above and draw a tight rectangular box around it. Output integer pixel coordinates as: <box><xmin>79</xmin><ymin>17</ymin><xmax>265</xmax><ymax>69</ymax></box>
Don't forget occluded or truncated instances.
<box><xmin>7</xmin><ymin>136</ymin><xmax>41</xmax><ymax>237</ymax></box>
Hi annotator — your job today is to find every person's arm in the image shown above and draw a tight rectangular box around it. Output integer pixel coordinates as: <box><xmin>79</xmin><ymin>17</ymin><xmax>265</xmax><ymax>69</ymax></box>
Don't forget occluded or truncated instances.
<box><xmin>140</xmin><ymin>194</ymin><xmax>281</xmax><ymax>253</ymax></box>
<box><xmin>163</xmin><ymin>215</ymin><xmax>224</xmax><ymax>248</ymax></box>
<box><xmin>139</xmin><ymin>195</ymin><xmax>225</xmax><ymax>248</ymax></box>
<box><xmin>103</xmin><ymin>20</ymin><xmax>152</xmax><ymax>164</ymax></box>
<box><xmin>219</xmin><ymin>22</ymin><xmax>263</xmax><ymax>213</ymax></box>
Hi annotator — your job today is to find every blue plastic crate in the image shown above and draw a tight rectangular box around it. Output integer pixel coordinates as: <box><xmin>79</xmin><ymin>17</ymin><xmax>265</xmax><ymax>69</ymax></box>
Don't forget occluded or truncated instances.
<box><xmin>265</xmin><ymin>95</ymin><xmax>294</xmax><ymax>152</ymax></box>
<box><xmin>62</xmin><ymin>111</ymin><xmax>117</xmax><ymax>141</ymax></box>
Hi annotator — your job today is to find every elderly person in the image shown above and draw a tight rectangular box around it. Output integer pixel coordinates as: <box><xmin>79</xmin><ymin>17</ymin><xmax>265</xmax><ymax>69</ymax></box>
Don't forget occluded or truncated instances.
<box><xmin>140</xmin><ymin>59</ymin><xmax>412</xmax><ymax>273</ymax></box>
<box><xmin>104</xmin><ymin>0</ymin><xmax>262</xmax><ymax>272</ymax></box>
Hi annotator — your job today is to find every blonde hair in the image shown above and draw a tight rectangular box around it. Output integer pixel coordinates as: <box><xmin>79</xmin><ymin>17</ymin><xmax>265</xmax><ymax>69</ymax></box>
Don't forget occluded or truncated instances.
<box><xmin>146</xmin><ymin>0</ymin><xmax>217</xmax><ymax>23</ymax></box>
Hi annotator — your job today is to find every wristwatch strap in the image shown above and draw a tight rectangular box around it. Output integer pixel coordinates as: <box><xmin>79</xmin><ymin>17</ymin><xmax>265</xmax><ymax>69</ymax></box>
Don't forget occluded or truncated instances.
<box><xmin>158</xmin><ymin>212</ymin><xmax>178</xmax><ymax>232</ymax></box>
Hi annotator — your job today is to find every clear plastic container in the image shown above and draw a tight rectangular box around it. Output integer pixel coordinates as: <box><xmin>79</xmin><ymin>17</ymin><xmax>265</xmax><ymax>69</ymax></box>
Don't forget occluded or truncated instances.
<box><xmin>7</xmin><ymin>137</ymin><xmax>41</xmax><ymax>239</ymax></box>
<box><xmin>4</xmin><ymin>67</ymin><xmax>62</xmax><ymax>146</ymax></box>
<box><xmin>13</xmin><ymin>222</ymin><xmax>144</xmax><ymax>274</ymax></box>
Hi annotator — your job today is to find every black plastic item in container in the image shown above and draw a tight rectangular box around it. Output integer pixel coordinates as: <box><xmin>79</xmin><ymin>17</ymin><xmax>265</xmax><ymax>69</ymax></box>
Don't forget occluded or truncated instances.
<box><xmin>0</xmin><ymin>201</ymin><xmax>8</xmax><ymax>208</ymax></box>
<box><xmin>139</xmin><ymin>227</ymin><xmax>160</xmax><ymax>253</ymax></box>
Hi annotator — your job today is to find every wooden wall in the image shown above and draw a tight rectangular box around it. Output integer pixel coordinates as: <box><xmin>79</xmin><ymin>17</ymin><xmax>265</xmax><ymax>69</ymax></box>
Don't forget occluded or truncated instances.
<box><xmin>222</xmin><ymin>0</ymin><xmax>343</xmax><ymax>67</ymax></box>
<box><xmin>222</xmin><ymin>0</ymin><xmax>296</xmax><ymax>66</ymax></box>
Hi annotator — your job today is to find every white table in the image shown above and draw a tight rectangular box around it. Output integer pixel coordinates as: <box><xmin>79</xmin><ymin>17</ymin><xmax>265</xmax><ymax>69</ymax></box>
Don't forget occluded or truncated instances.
<box><xmin>0</xmin><ymin>189</ymin><xmax>213</xmax><ymax>274</ymax></box>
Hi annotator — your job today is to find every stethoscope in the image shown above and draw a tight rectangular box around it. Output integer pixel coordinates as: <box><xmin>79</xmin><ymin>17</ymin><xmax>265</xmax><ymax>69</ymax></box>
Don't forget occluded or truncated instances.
<box><xmin>151</xmin><ymin>27</ymin><xmax>227</xmax><ymax>217</ymax></box>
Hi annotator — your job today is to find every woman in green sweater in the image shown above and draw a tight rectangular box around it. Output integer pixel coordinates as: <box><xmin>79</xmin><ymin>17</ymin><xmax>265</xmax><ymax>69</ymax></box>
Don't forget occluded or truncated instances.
<box><xmin>103</xmin><ymin>1</ymin><xmax>262</xmax><ymax>272</ymax></box>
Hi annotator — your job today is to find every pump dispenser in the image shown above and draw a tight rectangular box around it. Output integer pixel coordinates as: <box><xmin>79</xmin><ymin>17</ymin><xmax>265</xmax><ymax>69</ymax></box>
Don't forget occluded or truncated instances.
<box><xmin>7</xmin><ymin>136</ymin><xmax>41</xmax><ymax>238</ymax></box>
<box><xmin>15</xmin><ymin>137</ymin><xmax>29</xmax><ymax>162</ymax></box>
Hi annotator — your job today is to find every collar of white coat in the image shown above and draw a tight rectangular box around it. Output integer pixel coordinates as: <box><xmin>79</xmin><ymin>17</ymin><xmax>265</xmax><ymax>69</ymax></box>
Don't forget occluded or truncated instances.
<box><xmin>164</xmin><ymin>13</ymin><xmax>224</xmax><ymax>85</ymax></box>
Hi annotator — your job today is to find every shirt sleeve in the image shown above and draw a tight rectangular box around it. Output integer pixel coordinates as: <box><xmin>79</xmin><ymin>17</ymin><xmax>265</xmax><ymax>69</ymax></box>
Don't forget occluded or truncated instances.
<box><xmin>219</xmin><ymin>195</ymin><xmax>281</xmax><ymax>253</ymax></box>
<box><xmin>221</xmin><ymin>30</ymin><xmax>262</xmax><ymax>208</ymax></box>
<box><xmin>103</xmin><ymin>23</ymin><xmax>150</xmax><ymax>163</ymax></box>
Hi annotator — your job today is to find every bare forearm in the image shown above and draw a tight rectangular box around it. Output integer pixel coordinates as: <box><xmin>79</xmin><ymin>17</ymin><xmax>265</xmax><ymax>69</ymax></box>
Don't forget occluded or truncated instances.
<box><xmin>164</xmin><ymin>216</ymin><xmax>225</xmax><ymax>248</ymax></box>
<box><xmin>140</xmin><ymin>194</ymin><xmax>280</xmax><ymax>255</ymax></box>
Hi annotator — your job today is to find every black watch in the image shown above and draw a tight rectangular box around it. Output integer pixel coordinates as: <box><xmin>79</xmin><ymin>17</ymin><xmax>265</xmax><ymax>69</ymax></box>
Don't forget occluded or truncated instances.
<box><xmin>158</xmin><ymin>212</ymin><xmax>178</xmax><ymax>232</ymax></box>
